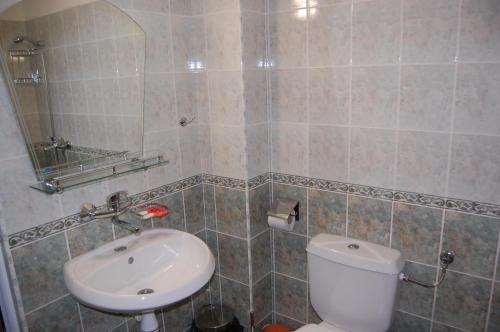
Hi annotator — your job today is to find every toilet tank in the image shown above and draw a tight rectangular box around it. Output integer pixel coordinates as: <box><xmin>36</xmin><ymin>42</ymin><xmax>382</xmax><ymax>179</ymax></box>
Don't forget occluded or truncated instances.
<box><xmin>307</xmin><ymin>234</ymin><xmax>404</xmax><ymax>332</ymax></box>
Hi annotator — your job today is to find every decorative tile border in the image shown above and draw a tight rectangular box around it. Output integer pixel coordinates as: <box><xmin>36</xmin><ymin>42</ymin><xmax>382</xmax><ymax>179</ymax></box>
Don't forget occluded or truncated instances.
<box><xmin>130</xmin><ymin>174</ymin><xmax>202</xmax><ymax>205</ymax></box>
<box><xmin>248</xmin><ymin>173</ymin><xmax>272</xmax><ymax>189</ymax></box>
<box><xmin>202</xmin><ymin>173</ymin><xmax>246</xmax><ymax>190</ymax></box>
<box><xmin>444</xmin><ymin>198</ymin><xmax>500</xmax><ymax>217</ymax></box>
<box><xmin>9</xmin><ymin>172</ymin><xmax>500</xmax><ymax>248</ymax></box>
<box><xmin>272</xmin><ymin>173</ymin><xmax>500</xmax><ymax>219</ymax></box>
<box><xmin>8</xmin><ymin>175</ymin><xmax>203</xmax><ymax>249</ymax></box>
<box><xmin>8</xmin><ymin>214</ymin><xmax>81</xmax><ymax>249</ymax></box>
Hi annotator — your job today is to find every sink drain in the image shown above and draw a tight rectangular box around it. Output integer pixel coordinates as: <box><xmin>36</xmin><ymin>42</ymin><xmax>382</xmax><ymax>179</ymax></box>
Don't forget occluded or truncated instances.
<box><xmin>137</xmin><ymin>289</ymin><xmax>154</xmax><ymax>295</ymax></box>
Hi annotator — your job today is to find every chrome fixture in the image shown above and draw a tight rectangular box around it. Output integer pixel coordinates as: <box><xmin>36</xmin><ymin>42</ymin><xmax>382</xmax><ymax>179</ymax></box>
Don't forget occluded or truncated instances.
<box><xmin>400</xmin><ymin>250</ymin><xmax>455</xmax><ymax>288</ymax></box>
<box><xmin>34</xmin><ymin>156</ymin><xmax>169</xmax><ymax>194</ymax></box>
<box><xmin>79</xmin><ymin>191</ymin><xmax>141</xmax><ymax>234</ymax></box>
<box><xmin>179</xmin><ymin>115</ymin><xmax>197</xmax><ymax>127</ymax></box>
<box><xmin>12</xmin><ymin>35</ymin><xmax>45</xmax><ymax>47</ymax></box>
<box><xmin>13</xmin><ymin>70</ymin><xmax>44</xmax><ymax>85</ymax></box>
<box><xmin>44</xmin><ymin>136</ymin><xmax>71</xmax><ymax>151</ymax></box>
<box><xmin>9</xmin><ymin>48</ymin><xmax>38</xmax><ymax>57</ymax></box>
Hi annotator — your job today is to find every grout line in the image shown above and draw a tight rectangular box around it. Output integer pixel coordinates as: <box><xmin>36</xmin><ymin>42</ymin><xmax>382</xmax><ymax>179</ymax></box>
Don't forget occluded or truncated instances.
<box><xmin>253</xmin><ymin>271</ymin><xmax>273</xmax><ymax>287</ymax></box>
<box><xmin>305</xmin><ymin>0</ymin><xmax>310</xmax><ymax>183</ymax></box>
<box><xmin>105</xmin><ymin>318</ymin><xmax>128</xmax><ymax>332</ymax></box>
<box><xmin>395</xmin><ymin>309</ymin><xmax>431</xmax><ymax>322</ymax></box>
<box><xmin>267</xmin><ymin>121</ymin><xmax>500</xmax><ymax>137</ymax></box>
<box><xmin>255</xmin><ymin>313</ymin><xmax>273</xmax><ymax>328</ymax></box>
<box><xmin>274</xmin><ymin>311</ymin><xmax>307</xmax><ymax>325</ymax></box>
<box><xmin>388</xmin><ymin>0</ymin><xmax>405</xmax><ymax>250</ymax></box>
<box><xmin>430</xmin><ymin>319</ymin><xmax>469</xmax><ymax>332</ymax></box>
<box><xmin>243</xmin><ymin>60</ymin><xmax>500</xmax><ymax>71</ymax></box>
<box><xmin>271</xmin><ymin>228</ymin><xmax>276</xmax><ymax>320</ymax></box>
<box><xmin>63</xmin><ymin>230</ymin><xmax>72</xmax><ymax>259</ymax></box>
<box><xmin>218</xmin><ymin>274</ymin><xmax>250</xmax><ymax>287</ymax></box>
<box><xmin>389</xmin><ymin>200</ymin><xmax>394</xmax><ymax>248</ymax></box>
<box><xmin>266</xmin><ymin>0</ymin><xmax>273</xmax><ymax>179</ymax></box>
<box><xmin>430</xmin><ymin>208</ymin><xmax>446</xmax><ymax>328</ymax></box>
<box><xmin>76</xmin><ymin>302</ymin><xmax>85</xmax><ymax>332</ymax></box>
<box><xmin>346</xmin><ymin>0</ymin><xmax>354</xmax><ymax>187</ymax></box>
<box><xmin>212</xmin><ymin>185</ymin><xmax>224</xmax><ymax>307</ymax></box>
<box><xmin>443</xmin><ymin>4</ymin><xmax>463</xmax><ymax>202</ymax></box>
<box><xmin>305</xmin><ymin>0</ymin><xmax>312</xmax><ymax>322</ymax></box>
<box><xmin>203</xmin><ymin>3</ymin><xmax>216</xmax><ymax>181</ymax></box>
<box><xmin>392</xmin><ymin>0</ymin><xmax>404</xmax><ymax>193</ymax></box>
<box><xmin>251</xmin><ymin>227</ymin><xmax>271</xmax><ymax>241</ymax></box>
<box><xmin>166</xmin><ymin>7</ymin><xmax>184</xmax><ymax>183</ymax></box>
<box><xmin>404</xmin><ymin>259</ymin><xmax>439</xmax><ymax>269</ymax></box>
<box><xmin>484</xmin><ymin>227</ymin><xmax>500</xmax><ymax>331</ymax></box>
<box><xmin>214</xmin><ymin>230</ymin><xmax>248</xmax><ymax>241</ymax></box>
<box><xmin>445</xmin><ymin>268</ymin><xmax>495</xmax><ymax>282</ymax></box>
<box><xmin>201</xmin><ymin>183</ymin><xmax>212</xmax><ymax>304</ymax></box>
<box><xmin>245</xmin><ymin>185</ymin><xmax>254</xmax><ymax>316</ymax></box>
<box><xmin>274</xmin><ymin>271</ymin><xmax>308</xmax><ymax>283</ymax></box>
<box><xmin>396</xmin><ymin>309</ymin><xmax>473</xmax><ymax>332</ymax></box>
<box><xmin>24</xmin><ymin>293</ymin><xmax>70</xmax><ymax>316</ymax></box>
<box><xmin>485</xmin><ymin>226</ymin><xmax>500</xmax><ymax>331</ymax></box>
<box><xmin>160</xmin><ymin>307</ymin><xmax>167</xmax><ymax>332</ymax></box>
<box><xmin>345</xmin><ymin>194</ymin><xmax>350</xmax><ymax>238</ymax></box>
<box><xmin>118</xmin><ymin>58</ymin><xmax>500</xmax><ymax>76</ymax></box>
<box><xmin>180</xmin><ymin>190</ymin><xmax>188</xmax><ymax>232</ymax></box>
<box><xmin>431</xmin><ymin>0</ymin><xmax>463</xmax><ymax>323</ymax></box>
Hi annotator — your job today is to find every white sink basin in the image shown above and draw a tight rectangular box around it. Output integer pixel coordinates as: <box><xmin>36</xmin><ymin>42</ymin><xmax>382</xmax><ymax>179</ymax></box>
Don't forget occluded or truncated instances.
<box><xmin>64</xmin><ymin>228</ymin><xmax>215</xmax><ymax>313</ymax></box>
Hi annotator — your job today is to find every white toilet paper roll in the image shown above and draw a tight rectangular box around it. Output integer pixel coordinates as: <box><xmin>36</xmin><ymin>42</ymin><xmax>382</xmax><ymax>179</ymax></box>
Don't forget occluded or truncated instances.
<box><xmin>268</xmin><ymin>215</ymin><xmax>295</xmax><ymax>231</ymax></box>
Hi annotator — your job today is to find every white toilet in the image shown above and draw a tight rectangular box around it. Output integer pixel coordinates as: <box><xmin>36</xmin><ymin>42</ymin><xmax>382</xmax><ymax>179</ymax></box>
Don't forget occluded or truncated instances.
<box><xmin>298</xmin><ymin>233</ymin><xmax>405</xmax><ymax>332</ymax></box>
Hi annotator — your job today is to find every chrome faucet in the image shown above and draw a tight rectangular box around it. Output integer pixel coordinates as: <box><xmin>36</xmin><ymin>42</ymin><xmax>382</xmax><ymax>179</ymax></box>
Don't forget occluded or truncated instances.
<box><xmin>79</xmin><ymin>191</ymin><xmax>141</xmax><ymax>234</ymax></box>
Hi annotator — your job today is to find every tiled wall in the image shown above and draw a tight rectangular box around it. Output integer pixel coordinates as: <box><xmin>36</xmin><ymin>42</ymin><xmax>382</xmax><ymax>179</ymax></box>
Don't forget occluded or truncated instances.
<box><xmin>0</xmin><ymin>0</ymin><xmax>209</xmax><ymax>237</ymax></box>
<box><xmin>268</xmin><ymin>175</ymin><xmax>500</xmax><ymax>332</ymax></box>
<box><xmin>5</xmin><ymin>174</ymin><xmax>274</xmax><ymax>331</ymax></box>
<box><xmin>266</xmin><ymin>1</ymin><xmax>500</xmax><ymax>329</ymax></box>
<box><xmin>268</xmin><ymin>0</ymin><xmax>500</xmax><ymax>205</ymax></box>
<box><xmin>2</xmin><ymin>0</ymin><xmax>500</xmax><ymax>331</ymax></box>
<box><xmin>24</xmin><ymin>1</ymin><xmax>145</xmax><ymax>152</ymax></box>
<box><xmin>8</xmin><ymin>180</ymin><xmax>214</xmax><ymax>331</ymax></box>
<box><xmin>0</xmin><ymin>1</ymin><xmax>213</xmax><ymax>330</ymax></box>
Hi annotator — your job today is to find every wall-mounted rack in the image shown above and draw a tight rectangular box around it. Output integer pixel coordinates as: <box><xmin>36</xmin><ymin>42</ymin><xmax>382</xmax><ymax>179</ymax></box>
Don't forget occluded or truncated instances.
<box><xmin>9</xmin><ymin>49</ymin><xmax>38</xmax><ymax>57</ymax></box>
<box><xmin>13</xmin><ymin>77</ymin><xmax>38</xmax><ymax>85</ymax></box>
<box><xmin>13</xmin><ymin>71</ymin><xmax>43</xmax><ymax>85</ymax></box>
<box><xmin>30</xmin><ymin>155</ymin><xmax>169</xmax><ymax>194</ymax></box>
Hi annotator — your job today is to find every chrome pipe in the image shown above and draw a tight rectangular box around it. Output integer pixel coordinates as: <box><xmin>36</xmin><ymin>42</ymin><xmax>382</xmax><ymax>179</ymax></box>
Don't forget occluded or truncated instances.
<box><xmin>400</xmin><ymin>251</ymin><xmax>455</xmax><ymax>288</ymax></box>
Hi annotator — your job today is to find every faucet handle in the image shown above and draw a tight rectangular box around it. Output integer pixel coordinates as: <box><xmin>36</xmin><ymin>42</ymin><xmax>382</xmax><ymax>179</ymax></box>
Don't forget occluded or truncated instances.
<box><xmin>107</xmin><ymin>191</ymin><xmax>130</xmax><ymax>213</ymax></box>
<box><xmin>80</xmin><ymin>203</ymin><xmax>97</xmax><ymax>222</ymax></box>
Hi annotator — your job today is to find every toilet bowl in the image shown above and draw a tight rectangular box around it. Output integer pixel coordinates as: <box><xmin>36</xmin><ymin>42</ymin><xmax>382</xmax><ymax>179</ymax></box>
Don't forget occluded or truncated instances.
<box><xmin>297</xmin><ymin>234</ymin><xmax>404</xmax><ymax>332</ymax></box>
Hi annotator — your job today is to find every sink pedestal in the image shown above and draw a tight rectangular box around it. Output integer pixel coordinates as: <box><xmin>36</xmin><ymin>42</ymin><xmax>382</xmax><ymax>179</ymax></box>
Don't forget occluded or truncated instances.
<box><xmin>136</xmin><ymin>313</ymin><xmax>159</xmax><ymax>332</ymax></box>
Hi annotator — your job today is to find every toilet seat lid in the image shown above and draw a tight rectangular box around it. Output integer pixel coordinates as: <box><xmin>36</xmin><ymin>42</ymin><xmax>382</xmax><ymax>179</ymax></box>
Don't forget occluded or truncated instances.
<box><xmin>296</xmin><ymin>323</ymin><xmax>347</xmax><ymax>332</ymax></box>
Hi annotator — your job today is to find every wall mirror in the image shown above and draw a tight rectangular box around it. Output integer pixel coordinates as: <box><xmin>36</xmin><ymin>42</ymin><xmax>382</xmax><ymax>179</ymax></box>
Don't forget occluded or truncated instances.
<box><xmin>0</xmin><ymin>0</ymin><xmax>166</xmax><ymax>193</ymax></box>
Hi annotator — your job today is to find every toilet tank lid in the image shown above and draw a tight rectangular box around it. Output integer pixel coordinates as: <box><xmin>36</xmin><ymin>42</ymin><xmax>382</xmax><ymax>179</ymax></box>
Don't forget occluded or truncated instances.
<box><xmin>307</xmin><ymin>234</ymin><xmax>404</xmax><ymax>275</ymax></box>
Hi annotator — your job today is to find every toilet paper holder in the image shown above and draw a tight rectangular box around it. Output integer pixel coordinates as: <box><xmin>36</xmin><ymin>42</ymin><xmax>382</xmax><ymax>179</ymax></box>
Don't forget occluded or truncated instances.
<box><xmin>267</xmin><ymin>198</ymin><xmax>299</xmax><ymax>223</ymax></box>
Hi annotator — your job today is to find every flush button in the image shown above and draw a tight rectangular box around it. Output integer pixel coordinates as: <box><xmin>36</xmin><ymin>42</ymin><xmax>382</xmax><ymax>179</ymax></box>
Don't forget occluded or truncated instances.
<box><xmin>348</xmin><ymin>243</ymin><xmax>359</xmax><ymax>250</ymax></box>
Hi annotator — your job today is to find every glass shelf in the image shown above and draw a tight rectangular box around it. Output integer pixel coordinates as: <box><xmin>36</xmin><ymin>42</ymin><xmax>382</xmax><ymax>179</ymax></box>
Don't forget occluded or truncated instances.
<box><xmin>31</xmin><ymin>155</ymin><xmax>168</xmax><ymax>194</ymax></box>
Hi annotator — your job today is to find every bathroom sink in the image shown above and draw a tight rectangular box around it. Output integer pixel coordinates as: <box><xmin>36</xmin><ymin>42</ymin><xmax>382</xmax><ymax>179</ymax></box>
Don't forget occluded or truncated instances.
<box><xmin>64</xmin><ymin>228</ymin><xmax>215</xmax><ymax>313</ymax></box>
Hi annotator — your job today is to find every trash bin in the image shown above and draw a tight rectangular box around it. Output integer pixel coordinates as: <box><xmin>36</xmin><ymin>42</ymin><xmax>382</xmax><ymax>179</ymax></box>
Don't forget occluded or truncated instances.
<box><xmin>193</xmin><ymin>304</ymin><xmax>244</xmax><ymax>332</ymax></box>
